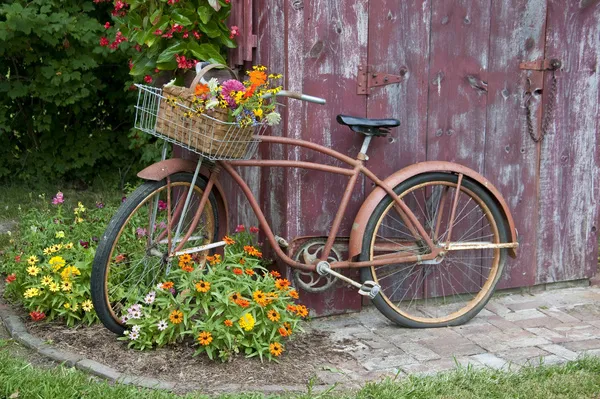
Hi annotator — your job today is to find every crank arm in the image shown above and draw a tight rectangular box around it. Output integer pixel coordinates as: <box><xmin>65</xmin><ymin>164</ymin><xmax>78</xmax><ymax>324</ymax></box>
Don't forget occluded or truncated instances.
<box><xmin>316</xmin><ymin>261</ymin><xmax>381</xmax><ymax>299</ymax></box>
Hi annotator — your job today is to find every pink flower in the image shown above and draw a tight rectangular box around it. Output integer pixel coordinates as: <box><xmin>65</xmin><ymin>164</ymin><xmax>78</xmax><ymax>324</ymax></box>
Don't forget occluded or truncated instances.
<box><xmin>52</xmin><ymin>191</ymin><xmax>64</xmax><ymax>205</ymax></box>
<box><xmin>158</xmin><ymin>200</ymin><xmax>167</xmax><ymax>211</ymax></box>
<box><xmin>134</xmin><ymin>44</ymin><xmax>142</xmax><ymax>52</ymax></box>
<box><xmin>136</xmin><ymin>227</ymin><xmax>147</xmax><ymax>238</ymax></box>
<box><xmin>114</xmin><ymin>0</ymin><xmax>126</xmax><ymax>11</ymax></box>
<box><xmin>5</xmin><ymin>273</ymin><xmax>16</xmax><ymax>284</ymax></box>
<box><xmin>182</xmin><ymin>31</ymin><xmax>189</xmax><ymax>39</ymax></box>
<box><xmin>144</xmin><ymin>75</ymin><xmax>153</xmax><ymax>84</ymax></box>
<box><xmin>250</xmin><ymin>226</ymin><xmax>259</xmax><ymax>234</ymax></box>
<box><xmin>96</xmin><ymin>201</ymin><xmax>104</xmax><ymax>209</ymax></box>
<box><xmin>229</xmin><ymin>25</ymin><xmax>240</xmax><ymax>39</ymax></box>
<box><xmin>234</xmin><ymin>224</ymin><xmax>245</xmax><ymax>233</ymax></box>
<box><xmin>99</xmin><ymin>37</ymin><xmax>109</xmax><ymax>47</ymax></box>
<box><xmin>193</xmin><ymin>31</ymin><xmax>201</xmax><ymax>40</ymax></box>
<box><xmin>153</xmin><ymin>29</ymin><xmax>163</xmax><ymax>36</ymax></box>
<box><xmin>104</xmin><ymin>22</ymin><xmax>111</xmax><ymax>29</ymax></box>
<box><xmin>221</xmin><ymin>79</ymin><xmax>245</xmax><ymax>108</ymax></box>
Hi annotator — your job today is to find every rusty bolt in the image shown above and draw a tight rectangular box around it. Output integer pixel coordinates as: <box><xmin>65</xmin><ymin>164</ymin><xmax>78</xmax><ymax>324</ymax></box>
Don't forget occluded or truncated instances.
<box><xmin>446</xmin><ymin>129</ymin><xmax>454</xmax><ymax>136</ymax></box>
<box><xmin>435</xmin><ymin>129</ymin><xmax>443</xmax><ymax>137</ymax></box>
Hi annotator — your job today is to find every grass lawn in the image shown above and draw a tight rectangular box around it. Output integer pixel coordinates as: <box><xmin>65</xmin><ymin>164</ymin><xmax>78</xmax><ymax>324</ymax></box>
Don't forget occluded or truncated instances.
<box><xmin>1</xmin><ymin>339</ymin><xmax>599</xmax><ymax>399</ymax></box>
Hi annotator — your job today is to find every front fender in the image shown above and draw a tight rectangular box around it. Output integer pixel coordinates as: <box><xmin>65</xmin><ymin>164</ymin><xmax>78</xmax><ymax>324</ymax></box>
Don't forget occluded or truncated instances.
<box><xmin>137</xmin><ymin>159</ymin><xmax>229</xmax><ymax>239</ymax></box>
<box><xmin>349</xmin><ymin>161</ymin><xmax>518</xmax><ymax>259</ymax></box>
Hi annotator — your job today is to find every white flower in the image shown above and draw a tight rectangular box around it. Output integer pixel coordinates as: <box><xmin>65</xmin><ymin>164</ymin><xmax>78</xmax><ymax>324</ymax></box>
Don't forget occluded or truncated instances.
<box><xmin>129</xmin><ymin>310</ymin><xmax>142</xmax><ymax>319</ymax></box>
<box><xmin>265</xmin><ymin>112</ymin><xmax>281</xmax><ymax>126</ymax></box>
<box><xmin>121</xmin><ymin>316</ymin><xmax>129</xmax><ymax>324</ymax></box>
<box><xmin>129</xmin><ymin>331</ymin><xmax>139</xmax><ymax>340</ymax></box>
<box><xmin>156</xmin><ymin>283</ymin><xmax>164</xmax><ymax>290</ymax></box>
<box><xmin>157</xmin><ymin>320</ymin><xmax>168</xmax><ymax>331</ymax></box>
<box><xmin>207</xmin><ymin>78</ymin><xmax>219</xmax><ymax>92</ymax></box>
<box><xmin>132</xmin><ymin>325</ymin><xmax>140</xmax><ymax>334</ymax></box>
<box><xmin>205</xmin><ymin>98</ymin><xmax>219</xmax><ymax>110</ymax></box>
<box><xmin>144</xmin><ymin>292</ymin><xmax>156</xmax><ymax>305</ymax></box>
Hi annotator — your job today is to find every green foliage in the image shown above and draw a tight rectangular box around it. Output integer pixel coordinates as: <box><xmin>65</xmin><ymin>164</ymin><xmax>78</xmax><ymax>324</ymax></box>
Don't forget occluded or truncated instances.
<box><xmin>1</xmin><ymin>190</ymin><xmax>118</xmax><ymax>325</ymax></box>
<box><xmin>97</xmin><ymin>0</ymin><xmax>235</xmax><ymax>83</ymax></box>
<box><xmin>0</xmin><ymin>0</ymin><xmax>150</xmax><ymax>183</ymax></box>
<box><xmin>120</xmin><ymin>231</ymin><xmax>306</xmax><ymax>362</ymax></box>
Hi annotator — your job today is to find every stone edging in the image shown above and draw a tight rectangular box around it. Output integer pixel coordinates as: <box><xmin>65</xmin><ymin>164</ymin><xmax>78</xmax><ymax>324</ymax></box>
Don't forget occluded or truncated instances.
<box><xmin>0</xmin><ymin>301</ymin><xmax>326</xmax><ymax>394</ymax></box>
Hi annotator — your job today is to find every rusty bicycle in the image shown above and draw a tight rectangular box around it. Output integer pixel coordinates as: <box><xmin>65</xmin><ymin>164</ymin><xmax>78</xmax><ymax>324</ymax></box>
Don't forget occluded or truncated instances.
<box><xmin>91</xmin><ymin>82</ymin><xmax>519</xmax><ymax>335</ymax></box>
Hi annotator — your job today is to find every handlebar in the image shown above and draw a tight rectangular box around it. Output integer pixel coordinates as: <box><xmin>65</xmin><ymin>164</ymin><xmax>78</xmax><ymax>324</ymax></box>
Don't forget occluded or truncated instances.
<box><xmin>262</xmin><ymin>90</ymin><xmax>326</xmax><ymax>105</ymax></box>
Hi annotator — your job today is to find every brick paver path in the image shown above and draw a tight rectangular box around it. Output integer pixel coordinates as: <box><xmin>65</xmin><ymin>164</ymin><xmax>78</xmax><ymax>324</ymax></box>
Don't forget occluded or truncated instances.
<box><xmin>309</xmin><ymin>286</ymin><xmax>600</xmax><ymax>385</ymax></box>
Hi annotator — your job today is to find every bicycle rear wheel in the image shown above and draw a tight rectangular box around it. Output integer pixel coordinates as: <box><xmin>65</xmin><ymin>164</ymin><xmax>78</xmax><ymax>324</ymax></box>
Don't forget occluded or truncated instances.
<box><xmin>360</xmin><ymin>172</ymin><xmax>507</xmax><ymax>328</ymax></box>
<box><xmin>91</xmin><ymin>173</ymin><xmax>219</xmax><ymax>334</ymax></box>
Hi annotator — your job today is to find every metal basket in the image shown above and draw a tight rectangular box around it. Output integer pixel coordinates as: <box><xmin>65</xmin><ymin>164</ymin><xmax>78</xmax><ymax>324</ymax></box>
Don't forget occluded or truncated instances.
<box><xmin>133</xmin><ymin>84</ymin><xmax>268</xmax><ymax>161</ymax></box>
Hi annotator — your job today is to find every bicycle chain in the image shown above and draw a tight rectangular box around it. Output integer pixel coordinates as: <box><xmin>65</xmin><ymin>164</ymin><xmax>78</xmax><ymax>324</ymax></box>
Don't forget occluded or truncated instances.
<box><xmin>525</xmin><ymin>68</ymin><xmax>559</xmax><ymax>143</ymax></box>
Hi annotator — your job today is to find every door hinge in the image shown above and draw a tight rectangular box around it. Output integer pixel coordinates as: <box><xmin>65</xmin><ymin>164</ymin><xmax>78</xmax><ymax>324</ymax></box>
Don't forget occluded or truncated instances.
<box><xmin>357</xmin><ymin>65</ymin><xmax>406</xmax><ymax>95</ymax></box>
<box><xmin>519</xmin><ymin>58</ymin><xmax>562</xmax><ymax>71</ymax></box>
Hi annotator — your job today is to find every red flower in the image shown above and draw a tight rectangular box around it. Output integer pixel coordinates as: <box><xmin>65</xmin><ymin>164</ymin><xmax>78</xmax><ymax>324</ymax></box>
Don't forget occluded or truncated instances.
<box><xmin>29</xmin><ymin>311</ymin><xmax>46</xmax><ymax>322</ymax></box>
<box><xmin>5</xmin><ymin>273</ymin><xmax>16</xmax><ymax>284</ymax></box>
<box><xmin>250</xmin><ymin>226</ymin><xmax>259</xmax><ymax>234</ymax></box>
<box><xmin>235</xmin><ymin>225</ymin><xmax>245</xmax><ymax>233</ymax></box>
<box><xmin>153</xmin><ymin>29</ymin><xmax>163</xmax><ymax>36</ymax></box>
<box><xmin>104</xmin><ymin>22</ymin><xmax>111</xmax><ymax>29</ymax></box>
<box><xmin>229</xmin><ymin>25</ymin><xmax>240</xmax><ymax>39</ymax></box>
<box><xmin>193</xmin><ymin>31</ymin><xmax>201</xmax><ymax>40</ymax></box>
<box><xmin>183</xmin><ymin>31</ymin><xmax>189</xmax><ymax>39</ymax></box>
<box><xmin>14</xmin><ymin>255</ymin><xmax>21</xmax><ymax>263</ymax></box>
<box><xmin>144</xmin><ymin>75</ymin><xmax>153</xmax><ymax>84</ymax></box>
<box><xmin>128</xmin><ymin>59</ymin><xmax>134</xmax><ymax>70</ymax></box>
<box><xmin>100</xmin><ymin>37</ymin><xmax>109</xmax><ymax>47</ymax></box>
<box><xmin>233</xmin><ymin>268</ymin><xmax>243</xmax><ymax>275</ymax></box>
<box><xmin>134</xmin><ymin>44</ymin><xmax>142</xmax><ymax>52</ymax></box>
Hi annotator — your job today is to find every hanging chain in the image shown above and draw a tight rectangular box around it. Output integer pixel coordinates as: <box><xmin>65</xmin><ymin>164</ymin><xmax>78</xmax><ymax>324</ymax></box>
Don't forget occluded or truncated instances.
<box><xmin>524</xmin><ymin>63</ymin><xmax>560</xmax><ymax>143</ymax></box>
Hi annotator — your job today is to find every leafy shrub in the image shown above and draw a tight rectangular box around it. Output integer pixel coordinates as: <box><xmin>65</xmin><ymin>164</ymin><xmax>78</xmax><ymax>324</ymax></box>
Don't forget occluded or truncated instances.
<box><xmin>2</xmin><ymin>191</ymin><xmax>117</xmax><ymax>325</ymax></box>
<box><xmin>0</xmin><ymin>0</ymin><xmax>149</xmax><ymax>183</ymax></box>
<box><xmin>120</xmin><ymin>229</ymin><xmax>307</xmax><ymax>361</ymax></box>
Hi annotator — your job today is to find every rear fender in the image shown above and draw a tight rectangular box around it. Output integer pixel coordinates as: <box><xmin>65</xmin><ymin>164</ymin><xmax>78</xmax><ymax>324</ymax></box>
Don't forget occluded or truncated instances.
<box><xmin>349</xmin><ymin>161</ymin><xmax>518</xmax><ymax>259</ymax></box>
<box><xmin>137</xmin><ymin>159</ymin><xmax>229</xmax><ymax>239</ymax></box>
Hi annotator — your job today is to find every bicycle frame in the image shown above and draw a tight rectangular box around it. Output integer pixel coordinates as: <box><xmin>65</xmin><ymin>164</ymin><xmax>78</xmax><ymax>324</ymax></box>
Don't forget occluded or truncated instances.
<box><xmin>165</xmin><ymin>134</ymin><xmax>480</xmax><ymax>273</ymax></box>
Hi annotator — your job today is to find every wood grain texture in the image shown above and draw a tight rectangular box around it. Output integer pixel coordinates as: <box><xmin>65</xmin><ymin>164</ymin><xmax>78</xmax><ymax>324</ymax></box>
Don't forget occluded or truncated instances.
<box><xmin>536</xmin><ymin>1</ymin><xmax>600</xmax><ymax>283</ymax></box>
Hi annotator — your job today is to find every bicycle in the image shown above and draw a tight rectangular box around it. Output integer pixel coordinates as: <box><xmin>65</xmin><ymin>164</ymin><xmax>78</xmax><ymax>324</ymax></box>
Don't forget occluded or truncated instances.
<box><xmin>91</xmin><ymin>80</ymin><xmax>519</xmax><ymax>335</ymax></box>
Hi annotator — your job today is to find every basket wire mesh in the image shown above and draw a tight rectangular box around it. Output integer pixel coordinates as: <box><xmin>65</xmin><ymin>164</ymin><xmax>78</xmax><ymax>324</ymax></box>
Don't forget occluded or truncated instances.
<box><xmin>134</xmin><ymin>84</ymin><xmax>268</xmax><ymax>160</ymax></box>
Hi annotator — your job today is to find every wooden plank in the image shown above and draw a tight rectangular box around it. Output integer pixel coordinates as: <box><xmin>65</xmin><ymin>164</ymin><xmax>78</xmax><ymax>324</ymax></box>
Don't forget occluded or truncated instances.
<box><xmin>485</xmin><ymin>0</ymin><xmax>547</xmax><ymax>289</ymax></box>
<box><xmin>536</xmin><ymin>1</ymin><xmax>600</xmax><ymax>283</ymax></box>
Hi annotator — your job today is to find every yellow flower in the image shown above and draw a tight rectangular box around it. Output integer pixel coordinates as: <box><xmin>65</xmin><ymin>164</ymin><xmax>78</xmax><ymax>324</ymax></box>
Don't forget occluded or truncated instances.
<box><xmin>49</xmin><ymin>282</ymin><xmax>60</xmax><ymax>292</ymax></box>
<box><xmin>27</xmin><ymin>266</ymin><xmax>41</xmax><ymax>276</ymax></box>
<box><xmin>75</xmin><ymin>217</ymin><xmax>84</xmax><ymax>224</ymax></box>
<box><xmin>60</xmin><ymin>266</ymin><xmax>81</xmax><ymax>282</ymax></box>
<box><xmin>81</xmin><ymin>300</ymin><xmax>93</xmax><ymax>312</ymax></box>
<box><xmin>40</xmin><ymin>276</ymin><xmax>53</xmax><ymax>286</ymax></box>
<box><xmin>269</xmin><ymin>342</ymin><xmax>284</xmax><ymax>357</ymax></box>
<box><xmin>267</xmin><ymin>309</ymin><xmax>280</xmax><ymax>322</ymax></box>
<box><xmin>71</xmin><ymin>303</ymin><xmax>79</xmax><ymax>312</ymax></box>
<box><xmin>238</xmin><ymin>313</ymin><xmax>255</xmax><ymax>331</ymax></box>
<box><xmin>61</xmin><ymin>281</ymin><xmax>72</xmax><ymax>292</ymax></box>
<box><xmin>55</xmin><ymin>231</ymin><xmax>65</xmax><ymax>239</ymax></box>
<box><xmin>197</xmin><ymin>331</ymin><xmax>213</xmax><ymax>346</ymax></box>
<box><xmin>43</xmin><ymin>247</ymin><xmax>53</xmax><ymax>256</ymax></box>
<box><xmin>64</xmin><ymin>242</ymin><xmax>74</xmax><ymax>250</ymax></box>
<box><xmin>253</xmin><ymin>290</ymin><xmax>269</xmax><ymax>307</ymax></box>
<box><xmin>24</xmin><ymin>288</ymin><xmax>40</xmax><ymax>298</ymax></box>
<box><xmin>195</xmin><ymin>281</ymin><xmax>210</xmax><ymax>293</ymax></box>
<box><xmin>27</xmin><ymin>255</ymin><xmax>39</xmax><ymax>265</ymax></box>
<box><xmin>49</xmin><ymin>256</ymin><xmax>66</xmax><ymax>271</ymax></box>
<box><xmin>169</xmin><ymin>310</ymin><xmax>184</xmax><ymax>324</ymax></box>
<box><xmin>253</xmin><ymin>108</ymin><xmax>263</xmax><ymax>118</ymax></box>
<box><xmin>64</xmin><ymin>303</ymin><xmax>71</xmax><ymax>310</ymax></box>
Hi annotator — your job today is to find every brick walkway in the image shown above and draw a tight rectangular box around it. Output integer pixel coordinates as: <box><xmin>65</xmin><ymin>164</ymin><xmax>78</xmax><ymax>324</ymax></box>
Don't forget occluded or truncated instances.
<box><xmin>309</xmin><ymin>286</ymin><xmax>600</xmax><ymax>385</ymax></box>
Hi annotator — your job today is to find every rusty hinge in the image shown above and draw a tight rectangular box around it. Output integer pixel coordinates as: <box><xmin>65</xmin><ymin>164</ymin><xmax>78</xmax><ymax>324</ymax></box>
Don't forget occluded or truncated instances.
<box><xmin>357</xmin><ymin>65</ymin><xmax>406</xmax><ymax>95</ymax></box>
<box><xmin>519</xmin><ymin>58</ymin><xmax>562</xmax><ymax>71</ymax></box>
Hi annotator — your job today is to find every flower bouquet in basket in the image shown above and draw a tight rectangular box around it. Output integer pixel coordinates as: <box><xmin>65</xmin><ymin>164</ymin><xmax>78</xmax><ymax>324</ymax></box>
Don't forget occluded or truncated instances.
<box><xmin>154</xmin><ymin>64</ymin><xmax>282</xmax><ymax>159</ymax></box>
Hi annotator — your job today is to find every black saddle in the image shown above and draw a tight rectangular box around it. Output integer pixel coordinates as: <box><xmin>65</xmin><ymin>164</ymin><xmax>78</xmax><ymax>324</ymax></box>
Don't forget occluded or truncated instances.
<box><xmin>336</xmin><ymin>115</ymin><xmax>400</xmax><ymax>137</ymax></box>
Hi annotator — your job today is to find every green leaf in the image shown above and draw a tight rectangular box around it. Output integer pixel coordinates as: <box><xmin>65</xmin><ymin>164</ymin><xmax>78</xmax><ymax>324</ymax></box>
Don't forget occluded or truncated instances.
<box><xmin>197</xmin><ymin>6</ymin><xmax>213</xmax><ymax>25</ymax></box>
<box><xmin>171</xmin><ymin>11</ymin><xmax>192</xmax><ymax>26</ymax></box>
<box><xmin>198</xmin><ymin>20</ymin><xmax>221</xmax><ymax>39</ymax></box>
<box><xmin>187</xmin><ymin>42</ymin><xmax>225</xmax><ymax>64</ymax></box>
<box><xmin>156</xmin><ymin>42</ymin><xmax>185</xmax><ymax>64</ymax></box>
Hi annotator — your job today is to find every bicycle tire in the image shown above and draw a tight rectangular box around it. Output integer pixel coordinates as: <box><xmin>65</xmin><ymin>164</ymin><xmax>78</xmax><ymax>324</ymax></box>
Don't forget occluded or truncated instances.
<box><xmin>91</xmin><ymin>173</ymin><xmax>219</xmax><ymax>334</ymax></box>
<box><xmin>360</xmin><ymin>172</ymin><xmax>507</xmax><ymax>328</ymax></box>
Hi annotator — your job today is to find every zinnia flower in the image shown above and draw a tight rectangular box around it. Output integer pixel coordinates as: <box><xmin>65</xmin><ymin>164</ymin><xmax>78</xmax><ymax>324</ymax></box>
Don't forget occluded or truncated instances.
<box><xmin>5</xmin><ymin>273</ymin><xmax>16</xmax><ymax>284</ymax></box>
<box><xmin>278</xmin><ymin>327</ymin><xmax>289</xmax><ymax>337</ymax></box>
<box><xmin>220</xmin><ymin>79</ymin><xmax>245</xmax><ymax>108</ymax></box>
<box><xmin>267</xmin><ymin>309</ymin><xmax>280</xmax><ymax>322</ymax></box>
<box><xmin>81</xmin><ymin>300</ymin><xmax>93</xmax><ymax>312</ymax></box>
<box><xmin>27</xmin><ymin>266</ymin><xmax>41</xmax><ymax>276</ymax></box>
<box><xmin>61</xmin><ymin>281</ymin><xmax>72</xmax><ymax>292</ymax></box>
<box><xmin>195</xmin><ymin>281</ymin><xmax>210</xmax><ymax>293</ymax></box>
<box><xmin>30</xmin><ymin>311</ymin><xmax>46</xmax><ymax>321</ymax></box>
<box><xmin>52</xmin><ymin>191</ymin><xmax>64</xmax><ymax>204</ymax></box>
<box><xmin>169</xmin><ymin>310</ymin><xmax>184</xmax><ymax>324</ymax></box>
<box><xmin>197</xmin><ymin>331</ymin><xmax>213</xmax><ymax>346</ymax></box>
<box><xmin>245</xmin><ymin>268</ymin><xmax>255</xmax><ymax>276</ymax></box>
<box><xmin>288</xmin><ymin>289</ymin><xmax>299</xmax><ymax>299</ymax></box>
<box><xmin>238</xmin><ymin>313</ymin><xmax>255</xmax><ymax>331</ymax></box>
<box><xmin>253</xmin><ymin>290</ymin><xmax>268</xmax><ymax>307</ymax></box>
<box><xmin>49</xmin><ymin>282</ymin><xmax>60</xmax><ymax>292</ymax></box>
<box><xmin>224</xmin><ymin>319</ymin><xmax>233</xmax><ymax>327</ymax></box>
<box><xmin>250</xmin><ymin>226</ymin><xmax>259</xmax><ymax>233</ymax></box>
<box><xmin>157</xmin><ymin>320</ymin><xmax>168</xmax><ymax>331</ymax></box>
<box><xmin>24</xmin><ymin>288</ymin><xmax>40</xmax><ymax>298</ymax></box>
<box><xmin>233</xmin><ymin>268</ymin><xmax>243</xmax><ymax>276</ymax></box>
<box><xmin>295</xmin><ymin>304</ymin><xmax>309</xmax><ymax>318</ymax></box>
<box><xmin>161</xmin><ymin>281</ymin><xmax>174</xmax><ymax>290</ymax></box>
<box><xmin>27</xmin><ymin>255</ymin><xmax>39</xmax><ymax>265</ymax></box>
<box><xmin>223</xmin><ymin>236</ymin><xmax>235</xmax><ymax>245</ymax></box>
<box><xmin>275</xmin><ymin>278</ymin><xmax>291</xmax><ymax>290</ymax></box>
<box><xmin>144</xmin><ymin>292</ymin><xmax>156</xmax><ymax>304</ymax></box>
<box><xmin>270</xmin><ymin>270</ymin><xmax>281</xmax><ymax>278</ymax></box>
<box><xmin>41</xmin><ymin>276</ymin><xmax>53</xmax><ymax>286</ymax></box>
<box><xmin>269</xmin><ymin>342</ymin><xmax>284</xmax><ymax>357</ymax></box>
<box><xmin>235</xmin><ymin>299</ymin><xmax>250</xmax><ymax>308</ymax></box>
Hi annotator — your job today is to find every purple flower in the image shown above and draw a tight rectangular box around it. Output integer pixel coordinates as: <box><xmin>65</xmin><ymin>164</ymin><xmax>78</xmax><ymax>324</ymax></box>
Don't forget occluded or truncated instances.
<box><xmin>136</xmin><ymin>227</ymin><xmax>147</xmax><ymax>238</ymax></box>
<box><xmin>96</xmin><ymin>201</ymin><xmax>104</xmax><ymax>209</ymax></box>
<box><xmin>52</xmin><ymin>191</ymin><xmax>64</xmax><ymax>205</ymax></box>
<box><xmin>121</xmin><ymin>196</ymin><xmax>127</xmax><ymax>203</ymax></box>
<box><xmin>79</xmin><ymin>240</ymin><xmax>89</xmax><ymax>249</ymax></box>
<box><xmin>92</xmin><ymin>236</ymin><xmax>99</xmax><ymax>242</ymax></box>
<box><xmin>220</xmin><ymin>79</ymin><xmax>245</xmax><ymax>108</ymax></box>
<box><xmin>158</xmin><ymin>200</ymin><xmax>167</xmax><ymax>211</ymax></box>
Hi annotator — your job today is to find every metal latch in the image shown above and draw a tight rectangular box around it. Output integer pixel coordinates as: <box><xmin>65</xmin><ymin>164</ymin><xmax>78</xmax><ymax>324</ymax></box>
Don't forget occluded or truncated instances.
<box><xmin>519</xmin><ymin>58</ymin><xmax>562</xmax><ymax>71</ymax></box>
<box><xmin>357</xmin><ymin>65</ymin><xmax>406</xmax><ymax>94</ymax></box>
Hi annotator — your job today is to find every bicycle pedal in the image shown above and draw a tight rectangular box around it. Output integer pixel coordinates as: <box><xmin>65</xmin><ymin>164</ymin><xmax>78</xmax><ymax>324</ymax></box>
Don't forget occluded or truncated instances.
<box><xmin>358</xmin><ymin>281</ymin><xmax>381</xmax><ymax>299</ymax></box>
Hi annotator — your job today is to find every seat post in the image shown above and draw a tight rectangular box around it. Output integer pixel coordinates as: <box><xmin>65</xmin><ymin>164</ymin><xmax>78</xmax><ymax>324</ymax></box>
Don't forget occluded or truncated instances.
<box><xmin>358</xmin><ymin>135</ymin><xmax>373</xmax><ymax>160</ymax></box>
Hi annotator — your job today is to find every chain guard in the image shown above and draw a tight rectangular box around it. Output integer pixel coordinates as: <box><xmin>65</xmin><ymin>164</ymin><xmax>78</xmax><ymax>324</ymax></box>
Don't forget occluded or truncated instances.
<box><xmin>292</xmin><ymin>239</ymin><xmax>342</xmax><ymax>293</ymax></box>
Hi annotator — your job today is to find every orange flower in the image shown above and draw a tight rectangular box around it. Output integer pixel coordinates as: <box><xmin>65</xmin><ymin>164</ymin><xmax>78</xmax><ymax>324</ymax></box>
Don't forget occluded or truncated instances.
<box><xmin>284</xmin><ymin>322</ymin><xmax>293</xmax><ymax>336</ymax></box>
<box><xmin>288</xmin><ymin>289</ymin><xmax>299</xmax><ymax>299</ymax></box>
<box><xmin>253</xmin><ymin>290</ymin><xmax>268</xmax><ymax>307</ymax></box>
<box><xmin>161</xmin><ymin>281</ymin><xmax>174</xmax><ymax>290</ymax></box>
<box><xmin>195</xmin><ymin>280</ymin><xmax>210</xmax><ymax>293</ymax></box>
<box><xmin>239</xmin><ymin>258</ymin><xmax>246</xmax><ymax>265</ymax></box>
<box><xmin>269</xmin><ymin>342</ymin><xmax>284</xmax><ymax>357</ymax></box>
<box><xmin>224</xmin><ymin>319</ymin><xmax>233</xmax><ymax>327</ymax></box>
<box><xmin>275</xmin><ymin>278</ymin><xmax>291</xmax><ymax>290</ymax></box>
<box><xmin>115</xmin><ymin>253</ymin><xmax>127</xmax><ymax>263</ymax></box>
<box><xmin>235</xmin><ymin>299</ymin><xmax>250</xmax><ymax>308</ymax></box>
<box><xmin>178</xmin><ymin>254</ymin><xmax>192</xmax><ymax>264</ymax></box>
<box><xmin>243</xmin><ymin>245</ymin><xmax>254</xmax><ymax>255</ymax></box>
<box><xmin>223</xmin><ymin>235</ymin><xmax>235</xmax><ymax>245</ymax></box>
<box><xmin>270</xmin><ymin>270</ymin><xmax>281</xmax><ymax>278</ymax></box>
<box><xmin>169</xmin><ymin>310</ymin><xmax>184</xmax><ymax>324</ymax></box>
<box><xmin>286</xmin><ymin>304</ymin><xmax>297</xmax><ymax>313</ymax></box>
<box><xmin>248</xmin><ymin>70</ymin><xmax>267</xmax><ymax>86</ymax></box>
<box><xmin>245</xmin><ymin>268</ymin><xmax>255</xmax><ymax>276</ymax></box>
<box><xmin>180</xmin><ymin>264</ymin><xmax>194</xmax><ymax>272</ymax></box>
<box><xmin>195</xmin><ymin>83</ymin><xmax>210</xmax><ymax>96</ymax></box>
<box><xmin>295</xmin><ymin>304</ymin><xmax>309</xmax><ymax>318</ymax></box>
<box><xmin>230</xmin><ymin>292</ymin><xmax>241</xmax><ymax>302</ymax></box>
<box><xmin>278</xmin><ymin>327</ymin><xmax>288</xmax><ymax>337</ymax></box>
<box><xmin>197</xmin><ymin>331</ymin><xmax>213</xmax><ymax>346</ymax></box>
<box><xmin>267</xmin><ymin>309</ymin><xmax>280</xmax><ymax>322</ymax></box>
<box><xmin>233</xmin><ymin>268</ymin><xmax>243</xmax><ymax>275</ymax></box>
<box><xmin>206</xmin><ymin>254</ymin><xmax>221</xmax><ymax>265</ymax></box>
<box><xmin>243</xmin><ymin>84</ymin><xmax>257</xmax><ymax>99</ymax></box>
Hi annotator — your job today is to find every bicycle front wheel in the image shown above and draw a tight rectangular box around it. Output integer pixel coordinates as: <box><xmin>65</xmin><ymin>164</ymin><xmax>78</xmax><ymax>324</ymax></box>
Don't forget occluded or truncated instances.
<box><xmin>360</xmin><ymin>172</ymin><xmax>507</xmax><ymax>328</ymax></box>
<box><xmin>91</xmin><ymin>173</ymin><xmax>219</xmax><ymax>334</ymax></box>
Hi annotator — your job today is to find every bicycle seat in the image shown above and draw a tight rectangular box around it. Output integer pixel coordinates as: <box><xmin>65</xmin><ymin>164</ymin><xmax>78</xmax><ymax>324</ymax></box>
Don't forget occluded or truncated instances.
<box><xmin>336</xmin><ymin>115</ymin><xmax>400</xmax><ymax>136</ymax></box>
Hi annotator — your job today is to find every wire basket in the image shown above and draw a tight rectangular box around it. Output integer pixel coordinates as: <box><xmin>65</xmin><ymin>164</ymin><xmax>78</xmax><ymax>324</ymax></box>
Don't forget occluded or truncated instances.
<box><xmin>133</xmin><ymin>67</ymin><xmax>268</xmax><ymax>161</ymax></box>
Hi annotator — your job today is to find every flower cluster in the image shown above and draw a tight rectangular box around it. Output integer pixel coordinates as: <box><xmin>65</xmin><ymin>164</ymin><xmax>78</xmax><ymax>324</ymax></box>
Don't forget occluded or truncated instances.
<box><xmin>171</xmin><ymin>65</ymin><xmax>282</xmax><ymax>128</ymax></box>
<box><xmin>1</xmin><ymin>191</ymin><xmax>116</xmax><ymax>326</ymax></box>
<box><xmin>120</xmin><ymin>227</ymin><xmax>307</xmax><ymax>361</ymax></box>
